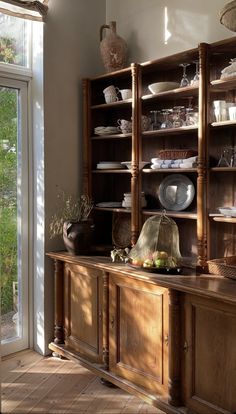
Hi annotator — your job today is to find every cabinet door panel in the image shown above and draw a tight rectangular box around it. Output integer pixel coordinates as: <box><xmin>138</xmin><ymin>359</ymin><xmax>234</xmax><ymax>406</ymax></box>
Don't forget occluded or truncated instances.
<box><xmin>64</xmin><ymin>263</ymin><xmax>103</xmax><ymax>362</ymax></box>
<box><xmin>184</xmin><ymin>294</ymin><xmax>236</xmax><ymax>414</ymax></box>
<box><xmin>109</xmin><ymin>274</ymin><xmax>169</xmax><ymax>395</ymax></box>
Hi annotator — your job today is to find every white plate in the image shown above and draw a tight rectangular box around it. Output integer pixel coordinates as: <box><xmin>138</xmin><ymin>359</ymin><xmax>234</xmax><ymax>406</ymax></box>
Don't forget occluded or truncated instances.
<box><xmin>97</xmin><ymin>163</ymin><xmax>123</xmax><ymax>169</ymax></box>
<box><xmin>96</xmin><ymin>201</ymin><xmax>122</xmax><ymax>207</ymax></box>
<box><xmin>158</xmin><ymin>174</ymin><xmax>195</xmax><ymax>211</ymax></box>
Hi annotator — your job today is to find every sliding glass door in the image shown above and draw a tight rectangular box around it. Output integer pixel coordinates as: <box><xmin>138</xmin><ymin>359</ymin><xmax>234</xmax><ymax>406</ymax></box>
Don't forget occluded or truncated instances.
<box><xmin>0</xmin><ymin>78</ymin><xmax>29</xmax><ymax>355</ymax></box>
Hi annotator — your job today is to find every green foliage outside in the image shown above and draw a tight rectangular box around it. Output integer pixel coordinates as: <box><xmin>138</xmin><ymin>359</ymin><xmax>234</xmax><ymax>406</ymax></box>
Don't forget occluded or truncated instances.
<box><xmin>0</xmin><ymin>86</ymin><xmax>17</xmax><ymax>315</ymax></box>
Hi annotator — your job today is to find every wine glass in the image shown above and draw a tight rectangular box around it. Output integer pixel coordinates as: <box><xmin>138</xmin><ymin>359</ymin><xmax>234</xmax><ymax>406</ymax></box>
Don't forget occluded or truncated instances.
<box><xmin>191</xmin><ymin>60</ymin><xmax>200</xmax><ymax>86</ymax></box>
<box><xmin>172</xmin><ymin>106</ymin><xmax>185</xmax><ymax>128</ymax></box>
<box><xmin>160</xmin><ymin>109</ymin><xmax>173</xmax><ymax>129</ymax></box>
<box><xmin>149</xmin><ymin>110</ymin><xmax>161</xmax><ymax>130</ymax></box>
<box><xmin>179</xmin><ymin>63</ymin><xmax>190</xmax><ymax>87</ymax></box>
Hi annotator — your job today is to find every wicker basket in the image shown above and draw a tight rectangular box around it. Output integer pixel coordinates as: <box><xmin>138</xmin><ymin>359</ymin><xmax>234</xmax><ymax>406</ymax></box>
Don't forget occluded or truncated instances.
<box><xmin>219</xmin><ymin>1</ymin><xmax>236</xmax><ymax>32</ymax></box>
<box><xmin>158</xmin><ymin>149</ymin><xmax>197</xmax><ymax>160</ymax></box>
<box><xmin>207</xmin><ymin>256</ymin><xmax>236</xmax><ymax>280</ymax></box>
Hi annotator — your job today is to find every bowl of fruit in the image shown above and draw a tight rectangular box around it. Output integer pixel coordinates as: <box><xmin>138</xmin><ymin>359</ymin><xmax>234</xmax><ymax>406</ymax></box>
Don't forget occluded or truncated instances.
<box><xmin>130</xmin><ymin>250</ymin><xmax>182</xmax><ymax>274</ymax></box>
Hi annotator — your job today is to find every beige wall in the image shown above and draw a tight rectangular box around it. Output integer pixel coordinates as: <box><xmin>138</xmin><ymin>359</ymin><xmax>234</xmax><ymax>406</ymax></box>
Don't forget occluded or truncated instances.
<box><xmin>106</xmin><ymin>0</ymin><xmax>233</xmax><ymax>63</ymax></box>
<box><xmin>41</xmin><ymin>0</ymin><xmax>106</xmax><ymax>354</ymax></box>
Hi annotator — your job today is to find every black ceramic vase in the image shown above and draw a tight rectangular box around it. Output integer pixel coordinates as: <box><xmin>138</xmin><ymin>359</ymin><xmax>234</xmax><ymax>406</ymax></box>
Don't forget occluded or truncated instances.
<box><xmin>63</xmin><ymin>219</ymin><xmax>94</xmax><ymax>255</ymax></box>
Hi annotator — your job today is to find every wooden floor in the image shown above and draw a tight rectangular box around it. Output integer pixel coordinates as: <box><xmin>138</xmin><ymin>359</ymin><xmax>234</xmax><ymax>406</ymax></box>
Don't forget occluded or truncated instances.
<box><xmin>2</xmin><ymin>350</ymin><xmax>165</xmax><ymax>414</ymax></box>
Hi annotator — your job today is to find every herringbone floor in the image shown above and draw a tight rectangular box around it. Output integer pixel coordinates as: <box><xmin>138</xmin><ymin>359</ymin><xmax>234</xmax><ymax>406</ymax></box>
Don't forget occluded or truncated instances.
<box><xmin>2</xmin><ymin>349</ymin><xmax>165</xmax><ymax>413</ymax></box>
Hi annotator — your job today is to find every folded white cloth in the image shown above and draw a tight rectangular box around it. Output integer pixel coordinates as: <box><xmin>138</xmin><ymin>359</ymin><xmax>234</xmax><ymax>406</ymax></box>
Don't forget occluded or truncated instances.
<box><xmin>179</xmin><ymin>162</ymin><xmax>197</xmax><ymax>168</ymax></box>
<box><xmin>181</xmin><ymin>155</ymin><xmax>198</xmax><ymax>163</ymax></box>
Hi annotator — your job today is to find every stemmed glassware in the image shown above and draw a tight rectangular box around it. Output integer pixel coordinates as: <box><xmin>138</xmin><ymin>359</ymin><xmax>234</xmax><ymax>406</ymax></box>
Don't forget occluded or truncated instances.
<box><xmin>160</xmin><ymin>109</ymin><xmax>173</xmax><ymax>129</ymax></box>
<box><xmin>191</xmin><ymin>60</ymin><xmax>200</xmax><ymax>86</ymax></box>
<box><xmin>179</xmin><ymin>63</ymin><xmax>190</xmax><ymax>87</ymax></box>
<box><xmin>149</xmin><ymin>110</ymin><xmax>161</xmax><ymax>130</ymax></box>
<box><xmin>172</xmin><ymin>106</ymin><xmax>185</xmax><ymax>128</ymax></box>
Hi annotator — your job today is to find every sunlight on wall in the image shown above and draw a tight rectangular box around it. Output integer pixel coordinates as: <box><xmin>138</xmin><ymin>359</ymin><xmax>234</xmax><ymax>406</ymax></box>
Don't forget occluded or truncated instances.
<box><xmin>164</xmin><ymin>7</ymin><xmax>171</xmax><ymax>44</ymax></box>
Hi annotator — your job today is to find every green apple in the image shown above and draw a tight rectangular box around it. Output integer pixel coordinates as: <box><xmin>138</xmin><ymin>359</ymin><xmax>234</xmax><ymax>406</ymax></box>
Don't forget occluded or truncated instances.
<box><xmin>143</xmin><ymin>258</ymin><xmax>154</xmax><ymax>268</ymax></box>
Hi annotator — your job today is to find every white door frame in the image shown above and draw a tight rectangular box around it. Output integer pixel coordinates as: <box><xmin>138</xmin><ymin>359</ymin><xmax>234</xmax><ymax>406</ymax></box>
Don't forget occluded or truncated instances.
<box><xmin>1</xmin><ymin>77</ymin><xmax>30</xmax><ymax>356</ymax></box>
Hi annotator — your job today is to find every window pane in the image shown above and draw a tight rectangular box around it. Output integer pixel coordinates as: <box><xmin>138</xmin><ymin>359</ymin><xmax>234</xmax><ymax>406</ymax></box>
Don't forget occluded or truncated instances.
<box><xmin>0</xmin><ymin>13</ymin><xmax>30</xmax><ymax>67</ymax></box>
<box><xmin>0</xmin><ymin>86</ymin><xmax>20</xmax><ymax>342</ymax></box>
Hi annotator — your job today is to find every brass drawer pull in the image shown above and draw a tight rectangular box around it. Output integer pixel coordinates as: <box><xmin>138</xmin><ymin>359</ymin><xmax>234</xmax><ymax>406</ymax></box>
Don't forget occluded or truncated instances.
<box><xmin>110</xmin><ymin>315</ymin><xmax>115</xmax><ymax>329</ymax></box>
<box><xmin>183</xmin><ymin>340</ymin><xmax>189</xmax><ymax>353</ymax></box>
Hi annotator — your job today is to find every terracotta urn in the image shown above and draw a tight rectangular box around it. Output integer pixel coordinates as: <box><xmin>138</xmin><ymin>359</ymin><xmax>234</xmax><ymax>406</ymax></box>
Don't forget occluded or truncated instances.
<box><xmin>100</xmin><ymin>21</ymin><xmax>128</xmax><ymax>73</ymax></box>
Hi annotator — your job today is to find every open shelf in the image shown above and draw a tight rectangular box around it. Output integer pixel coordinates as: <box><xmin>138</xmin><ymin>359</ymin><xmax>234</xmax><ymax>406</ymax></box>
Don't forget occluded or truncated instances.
<box><xmin>91</xmin><ymin>133</ymin><xmax>131</xmax><ymax>140</ymax></box>
<box><xmin>142</xmin><ymin>168</ymin><xmax>197</xmax><ymax>173</ymax></box>
<box><xmin>91</xmin><ymin>99</ymin><xmax>132</xmax><ymax>110</ymax></box>
<box><xmin>142</xmin><ymin>209</ymin><xmax>197</xmax><ymax>220</ymax></box>
<box><xmin>210</xmin><ymin>167</ymin><xmax>236</xmax><ymax>172</ymax></box>
<box><xmin>142</xmin><ymin>85</ymin><xmax>198</xmax><ymax>101</ymax></box>
<box><xmin>210</xmin><ymin>76</ymin><xmax>236</xmax><ymax>91</ymax></box>
<box><xmin>92</xmin><ymin>169</ymin><xmax>131</xmax><ymax>173</ymax></box>
<box><xmin>209</xmin><ymin>214</ymin><xmax>236</xmax><ymax>223</ymax></box>
<box><xmin>142</xmin><ymin>125</ymin><xmax>198</xmax><ymax>137</ymax></box>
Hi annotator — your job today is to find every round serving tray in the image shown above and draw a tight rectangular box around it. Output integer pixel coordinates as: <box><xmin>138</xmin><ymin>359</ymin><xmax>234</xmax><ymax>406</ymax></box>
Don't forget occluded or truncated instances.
<box><xmin>158</xmin><ymin>173</ymin><xmax>195</xmax><ymax>211</ymax></box>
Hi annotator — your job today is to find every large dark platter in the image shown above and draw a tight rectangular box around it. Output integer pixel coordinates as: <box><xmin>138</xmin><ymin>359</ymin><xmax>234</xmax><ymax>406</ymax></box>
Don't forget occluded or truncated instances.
<box><xmin>127</xmin><ymin>264</ymin><xmax>183</xmax><ymax>275</ymax></box>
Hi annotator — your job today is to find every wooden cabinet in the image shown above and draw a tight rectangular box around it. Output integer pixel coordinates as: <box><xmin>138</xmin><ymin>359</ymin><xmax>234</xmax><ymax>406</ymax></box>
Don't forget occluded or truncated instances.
<box><xmin>48</xmin><ymin>253</ymin><xmax>236</xmax><ymax>414</ymax></box>
<box><xmin>83</xmin><ymin>36</ymin><xmax>236</xmax><ymax>270</ymax></box>
<box><xmin>109</xmin><ymin>273</ymin><xmax>169</xmax><ymax>395</ymax></box>
<box><xmin>183</xmin><ymin>293</ymin><xmax>236</xmax><ymax>414</ymax></box>
<box><xmin>63</xmin><ymin>262</ymin><xmax>104</xmax><ymax>363</ymax></box>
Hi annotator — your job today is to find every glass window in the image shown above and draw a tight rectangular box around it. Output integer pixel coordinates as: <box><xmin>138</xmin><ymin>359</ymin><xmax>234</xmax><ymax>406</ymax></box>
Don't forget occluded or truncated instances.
<box><xmin>0</xmin><ymin>13</ymin><xmax>31</xmax><ymax>67</ymax></box>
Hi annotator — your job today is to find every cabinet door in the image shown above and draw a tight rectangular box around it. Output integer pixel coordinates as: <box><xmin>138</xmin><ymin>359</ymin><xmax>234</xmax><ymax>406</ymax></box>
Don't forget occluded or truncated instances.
<box><xmin>64</xmin><ymin>263</ymin><xmax>103</xmax><ymax>363</ymax></box>
<box><xmin>184</xmin><ymin>294</ymin><xmax>236</xmax><ymax>414</ymax></box>
<box><xmin>109</xmin><ymin>273</ymin><xmax>169</xmax><ymax>395</ymax></box>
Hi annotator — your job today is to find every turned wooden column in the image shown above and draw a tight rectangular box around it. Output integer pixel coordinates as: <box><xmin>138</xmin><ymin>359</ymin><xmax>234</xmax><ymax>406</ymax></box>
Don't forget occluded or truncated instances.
<box><xmin>131</xmin><ymin>63</ymin><xmax>142</xmax><ymax>245</ymax></box>
<box><xmin>53</xmin><ymin>259</ymin><xmax>64</xmax><ymax>344</ymax></box>
<box><xmin>168</xmin><ymin>289</ymin><xmax>181</xmax><ymax>406</ymax></box>
<box><xmin>197</xmin><ymin>42</ymin><xmax>209</xmax><ymax>271</ymax></box>
<box><xmin>102</xmin><ymin>271</ymin><xmax>109</xmax><ymax>370</ymax></box>
<box><xmin>82</xmin><ymin>78</ymin><xmax>92</xmax><ymax>197</ymax></box>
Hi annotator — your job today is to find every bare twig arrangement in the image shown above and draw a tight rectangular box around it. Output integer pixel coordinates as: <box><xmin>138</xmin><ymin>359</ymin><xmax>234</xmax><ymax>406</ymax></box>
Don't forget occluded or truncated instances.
<box><xmin>49</xmin><ymin>191</ymin><xmax>93</xmax><ymax>239</ymax></box>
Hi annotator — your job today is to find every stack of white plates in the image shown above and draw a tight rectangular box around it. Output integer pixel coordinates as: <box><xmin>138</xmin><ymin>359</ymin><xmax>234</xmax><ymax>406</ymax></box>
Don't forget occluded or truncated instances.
<box><xmin>94</xmin><ymin>126</ymin><xmax>118</xmax><ymax>135</ymax></box>
<box><xmin>96</xmin><ymin>201</ymin><xmax>122</xmax><ymax>208</ymax></box>
<box><xmin>96</xmin><ymin>161</ymin><xmax>123</xmax><ymax>169</ymax></box>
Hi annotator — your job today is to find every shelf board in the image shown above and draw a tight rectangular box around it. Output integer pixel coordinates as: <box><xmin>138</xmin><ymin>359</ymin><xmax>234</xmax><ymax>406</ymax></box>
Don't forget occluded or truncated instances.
<box><xmin>92</xmin><ymin>169</ymin><xmax>131</xmax><ymax>173</ymax></box>
<box><xmin>143</xmin><ymin>168</ymin><xmax>197</xmax><ymax>173</ymax></box>
<box><xmin>210</xmin><ymin>167</ymin><xmax>236</xmax><ymax>172</ymax></box>
<box><xmin>142</xmin><ymin>209</ymin><xmax>197</xmax><ymax>220</ymax></box>
<box><xmin>211</xmin><ymin>77</ymin><xmax>236</xmax><ymax>91</ymax></box>
<box><xmin>142</xmin><ymin>125</ymin><xmax>198</xmax><ymax>137</ymax></box>
<box><xmin>94</xmin><ymin>206</ymin><xmax>131</xmax><ymax>213</ymax></box>
<box><xmin>211</xmin><ymin>120</ymin><xmax>236</xmax><ymax>128</ymax></box>
<box><xmin>91</xmin><ymin>133</ymin><xmax>132</xmax><ymax>140</ymax></box>
<box><xmin>91</xmin><ymin>99</ymin><xmax>132</xmax><ymax>110</ymax></box>
<box><xmin>209</xmin><ymin>214</ymin><xmax>236</xmax><ymax>223</ymax></box>
<box><xmin>142</xmin><ymin>85</ymin><xmax>198</xmax><ymax>100</ymax></box>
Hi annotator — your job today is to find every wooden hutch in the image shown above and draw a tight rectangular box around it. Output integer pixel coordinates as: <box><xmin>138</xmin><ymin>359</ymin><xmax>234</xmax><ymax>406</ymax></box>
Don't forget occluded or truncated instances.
<box><xmin>48</xmin><ymin>37</ymin><xmax>236</xmax><ymax>414</ymax></box>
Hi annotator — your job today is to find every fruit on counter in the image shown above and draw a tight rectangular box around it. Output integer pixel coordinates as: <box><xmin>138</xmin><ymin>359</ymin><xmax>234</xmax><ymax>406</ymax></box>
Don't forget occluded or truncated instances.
<box><xmin>131</xmin><ymin>258</ymin><xmax>143</xmax><ymax>267</ymax></box>
<box><xmin>152</xmin><ymin>250</ymin><xmax>168</xmax><ymax>260</ymax></box>
<box><xmin>154</xmin><ymin>258</ymin><xmax>167</xmax><ymax>268</ymax></box>
<box><xmin>143</xmin><ymin>258</ymin><xmax>154</xmax><ymax>268</ymax></box>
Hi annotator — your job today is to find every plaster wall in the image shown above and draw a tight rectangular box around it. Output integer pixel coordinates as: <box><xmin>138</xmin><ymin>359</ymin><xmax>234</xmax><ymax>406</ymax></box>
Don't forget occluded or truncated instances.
<box><xmin>106</xmin><ymin>0</ymin><xmax>234</xmax><ymax>63</ymax></box>
<box><xmin>40</xmin><ymin>0</ymin><xmax>106</xmax><ymax>354</ymax></box>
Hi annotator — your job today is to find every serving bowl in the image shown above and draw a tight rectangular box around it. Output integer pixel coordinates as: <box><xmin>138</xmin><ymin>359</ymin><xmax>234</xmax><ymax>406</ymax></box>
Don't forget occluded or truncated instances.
<box><xmin>148</xmin><ymin>81</ymin><xmax>179</xmax><ymax>94</ymax></box>
<box><xmin>121</xmin><ymin>161</ymin><xmax>149</xmax><ymax>170</ymax></box>
<box><xmin>218</xmin><ymin>207</ymin><xmax>236</xmax><ymax>217</ymax></box>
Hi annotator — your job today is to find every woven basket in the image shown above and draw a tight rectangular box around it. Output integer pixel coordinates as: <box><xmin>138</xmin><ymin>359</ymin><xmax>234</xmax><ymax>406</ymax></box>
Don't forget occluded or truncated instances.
<box><xmin>219</xmin><ymin>1</ymin><xmax>236</xmax><ymax>32</ymax></box>
<box><xmin>207</xmin><ymin>256</ymin><xmax>236</xmax><ymax>280</ymax></box>
<box><xmin>158</xmin><ymin>149</ymin><xmax>197</xmax><ymax>160</ymax></box>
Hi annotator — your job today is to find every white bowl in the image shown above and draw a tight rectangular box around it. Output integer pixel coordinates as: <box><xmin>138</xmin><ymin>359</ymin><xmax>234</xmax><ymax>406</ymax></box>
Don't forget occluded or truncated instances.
<box><xmin>148</xmin><ymin>82</ymin><xmax>179</xmax><ymax>94</ymax></box>
<box><xmin>121</xmin><ymin>161</ymin><xmax>149</xmax><ymax>170</ymax></box>
<box><xmin>218</xmin><ymin>207</ymin><xmax>236</xmax><ymax>217</ymax></box>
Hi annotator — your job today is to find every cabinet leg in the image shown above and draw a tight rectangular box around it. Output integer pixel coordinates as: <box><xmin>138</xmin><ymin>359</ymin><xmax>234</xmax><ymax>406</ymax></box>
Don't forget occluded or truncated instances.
<box><xmin>100</xmin><ymin>378</ymin><xmax>118</xmax><ymax>388</ymax></box>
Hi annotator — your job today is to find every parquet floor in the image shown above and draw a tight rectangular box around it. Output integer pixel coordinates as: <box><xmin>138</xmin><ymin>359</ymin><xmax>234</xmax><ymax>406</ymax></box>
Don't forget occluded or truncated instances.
<box><xmin>2</xmin><ymin>349</ymin><xmax>165</xmax><ymax>414</ymax></box>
